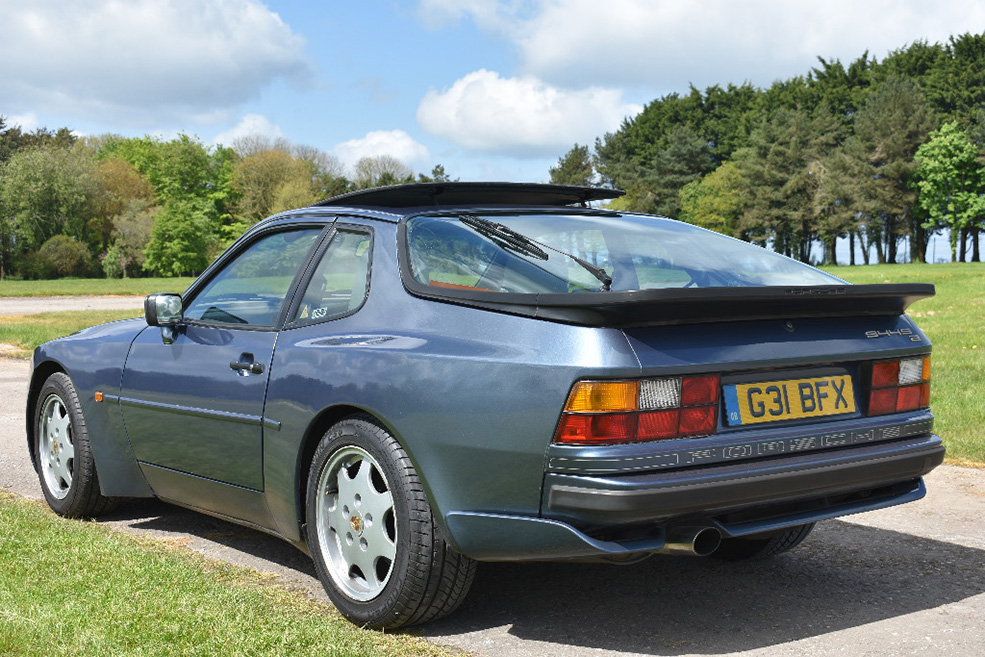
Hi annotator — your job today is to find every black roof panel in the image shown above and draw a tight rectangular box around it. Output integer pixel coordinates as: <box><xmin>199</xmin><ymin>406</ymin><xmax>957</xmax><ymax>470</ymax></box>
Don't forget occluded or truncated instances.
<box><xmin>315</xmin><ymin>182</ymin><xmax>624</xmax><ymax>209</ymax></box>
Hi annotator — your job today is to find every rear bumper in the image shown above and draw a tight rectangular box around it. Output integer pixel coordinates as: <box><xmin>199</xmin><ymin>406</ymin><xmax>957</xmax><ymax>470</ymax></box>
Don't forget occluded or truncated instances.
<box><xmin>444</xmin><ymin>434</ymin><xmax>943</xmax><ymax>561</ymax></box>
<box><xmin>545</xmin><ymin>434</ymin><xmax>944</xmax><ymax>527</ymax></box>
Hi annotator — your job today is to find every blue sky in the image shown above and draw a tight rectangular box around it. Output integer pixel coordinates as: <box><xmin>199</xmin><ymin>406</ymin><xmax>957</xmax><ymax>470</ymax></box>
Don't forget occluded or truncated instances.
<box><xmin>2</xmin><ymin>0</ymin><xmax>984</xmax><ymax>184</ymax></box>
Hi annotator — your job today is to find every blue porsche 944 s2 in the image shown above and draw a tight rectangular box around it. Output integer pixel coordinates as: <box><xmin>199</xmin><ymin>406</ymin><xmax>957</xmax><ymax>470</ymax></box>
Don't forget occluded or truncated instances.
<box><xmin>28</xmin><ymin>182</ymin><xmax>944</xmax><ymax>629</ymax></box>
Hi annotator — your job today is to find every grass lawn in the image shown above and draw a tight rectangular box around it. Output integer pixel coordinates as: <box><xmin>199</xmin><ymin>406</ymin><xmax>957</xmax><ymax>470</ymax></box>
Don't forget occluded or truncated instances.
<box><xmin>0</xmin><ymin>310</ymin><xmax>142</xmax><ymax>358</ymax></box>
<box><xmin>0</xmin><ymin>492</ymin><xmax>449</xmax><ymax>657</ymax></box>
<box><xmin>0</xmin><ymin>277</ymin><xmax>195</xmax><ymax>297</ymax></box>
<box><xmin>823</xmin><ymin>262</ymin><xmax>984</xmax><ymax>466</ymax></box>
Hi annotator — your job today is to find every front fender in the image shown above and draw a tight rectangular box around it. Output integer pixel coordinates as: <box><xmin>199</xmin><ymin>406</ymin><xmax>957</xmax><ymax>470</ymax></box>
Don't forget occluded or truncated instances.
<box><xmin>28</xmin><ymin>319</ymin><xmax>154</xmax><ymax>498</ymax></box>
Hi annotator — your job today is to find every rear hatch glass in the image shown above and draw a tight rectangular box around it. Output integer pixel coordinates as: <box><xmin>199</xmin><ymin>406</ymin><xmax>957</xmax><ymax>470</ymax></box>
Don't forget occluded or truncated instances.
<box><xmin>405</xmin><ymin>212</ymin><xmax>845</xmax><ymax>294</ymax></box>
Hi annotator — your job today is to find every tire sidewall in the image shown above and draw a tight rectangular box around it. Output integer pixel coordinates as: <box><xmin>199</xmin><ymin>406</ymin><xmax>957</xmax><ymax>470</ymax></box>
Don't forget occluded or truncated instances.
<box><xmin>306</xmin><ymin>417</ymin><xmax>424</xmax><ymax>627</ymax></box>
<box><xmin>34</xmin><ymin>373</ymin><xmax>85</xmax><ymax>515</ymax></box>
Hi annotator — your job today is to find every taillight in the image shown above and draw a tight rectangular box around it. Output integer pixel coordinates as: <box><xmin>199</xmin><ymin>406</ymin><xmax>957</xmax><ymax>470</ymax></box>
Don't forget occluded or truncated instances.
<box><xmin>554</xmin><ymin>375</ymin><xmax>720</xmax><ymax>445</ymax></box>
<box><xmin>868</xmin><ymin>355</ymin><xmax>931</xmax><ymax>416</ymax></box>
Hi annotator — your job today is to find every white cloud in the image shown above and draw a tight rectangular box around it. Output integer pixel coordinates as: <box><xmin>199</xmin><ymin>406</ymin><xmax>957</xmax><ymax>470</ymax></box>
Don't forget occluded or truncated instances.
<box><xmin>425</xmin><ymin>0</ymin><xmax>985</xmax><ymax>93</ymax></box>
<box><xmin>417</xmin><ymin>69</ymin><xmax>641</xmax><ymax>156</ymax></box>
<box><xmin>212</xmin><ymin>114</ymin><xmax>286</xmax><ymax>147</ymax></box>
<box><xmin>0</xmin><ymin>0</ymin><xmax>314</xmax><ymax>127</ymax></box>
<box><xmin>3</xmin><ymin>112</ymin><xmax>40</xmax><ymax>132</ymax></box>
<box><xmin>333</xmin><ymin>130</ymin><xmax>431</xmax><ymax>171</ymax></box>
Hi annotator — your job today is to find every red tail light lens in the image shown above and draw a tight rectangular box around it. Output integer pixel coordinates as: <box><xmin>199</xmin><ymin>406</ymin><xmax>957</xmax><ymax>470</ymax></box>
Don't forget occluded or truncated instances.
<box><xmin>682</xmin><ymin>375</ymin><xmax>719</xmax><ymax>406</ymax></box>
<box><xmin>555</xmin><ymin>375</ymin><xmax>720</xmax><ymax>445</ymax></box>
<box><xmin>555</xmin><ymin>413</ymin><xmax>639</xmax><ymax>445</ymax></box>
<box><xmin>868</xmin><ymin>356</ymin><xmax>931</xmax><ymax>416</ymax></box>
<box><xmin>680</xmin><ymin>405</ymin><xmax>718</xmax><ymax>436</ymax></box>
<box><xmin>637</xmin><ymin>409</ymin><xmax>680</xmax><ymax>440</ymax></box>
<box><xmin>871</xmin><ymin>361</ymin><xmax>900</xmax><ymax>388</ymax></box>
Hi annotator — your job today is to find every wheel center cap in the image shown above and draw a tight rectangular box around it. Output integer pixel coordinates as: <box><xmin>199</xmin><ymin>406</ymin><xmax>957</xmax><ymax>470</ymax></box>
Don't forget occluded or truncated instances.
<box><xmin>349</xmin><ymin>514</ymin><xmax>363</xmax><ymax>534</ymax></box>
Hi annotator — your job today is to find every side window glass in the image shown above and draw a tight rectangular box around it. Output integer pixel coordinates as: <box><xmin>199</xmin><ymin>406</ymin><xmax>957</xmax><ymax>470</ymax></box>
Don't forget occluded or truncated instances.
<box><xmin>184</xmin><ymin>229</ymin><xmax>321</xmax><ymax>326</ymax></box>
<box><xmin>294</xmin><ymin>229</ymin><xmax>372</xmax><ymax>323</ymax></box>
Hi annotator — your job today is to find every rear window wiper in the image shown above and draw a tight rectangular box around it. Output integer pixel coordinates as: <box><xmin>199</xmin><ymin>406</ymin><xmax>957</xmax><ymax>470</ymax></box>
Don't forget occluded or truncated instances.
<box><xmin>459</xmin><ymin>215</ymin><xmax>612</xmax><ymax>291</ymax></box>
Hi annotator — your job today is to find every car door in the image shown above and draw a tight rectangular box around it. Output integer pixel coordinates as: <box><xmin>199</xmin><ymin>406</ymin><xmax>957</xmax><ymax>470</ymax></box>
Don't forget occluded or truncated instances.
<box><xmin>120</xmin><ymin>226</ymin><xmax>324</xmax><ymax>494</ymax></box>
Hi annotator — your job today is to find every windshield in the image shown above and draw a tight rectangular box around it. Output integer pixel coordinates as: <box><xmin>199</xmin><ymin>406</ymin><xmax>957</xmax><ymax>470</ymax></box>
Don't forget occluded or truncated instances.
<box><xmin>405</xmin><ymin>212</ymin><xmax>845</xmax><ymax>294</ymax></box>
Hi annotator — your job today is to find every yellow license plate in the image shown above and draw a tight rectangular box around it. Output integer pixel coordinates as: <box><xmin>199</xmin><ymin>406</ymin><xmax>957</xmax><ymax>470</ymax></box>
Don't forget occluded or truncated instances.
<box><xmin>723</xmin><ymin>375</ymin><xmax>856</xmax><ymax>426</ymax></box>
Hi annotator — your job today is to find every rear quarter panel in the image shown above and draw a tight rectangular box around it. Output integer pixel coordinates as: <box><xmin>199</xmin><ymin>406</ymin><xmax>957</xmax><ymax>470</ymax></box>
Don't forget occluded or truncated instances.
<box><xmin>262</xmin><ymin>223</ymin><xmax>641</xmax><ymax>542</ymax></box>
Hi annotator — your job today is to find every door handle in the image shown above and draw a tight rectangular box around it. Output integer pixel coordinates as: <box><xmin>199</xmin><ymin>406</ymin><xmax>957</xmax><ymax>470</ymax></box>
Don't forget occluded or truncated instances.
<box><xmin>229</xmin><ymin>353</ymin><xmax>265</xmax><ymax>375</ymax></box>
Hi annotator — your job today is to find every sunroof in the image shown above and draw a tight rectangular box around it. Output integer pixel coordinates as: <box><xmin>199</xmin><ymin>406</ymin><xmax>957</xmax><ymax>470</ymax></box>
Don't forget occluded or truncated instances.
<box><xmin>315</xmin><ymin>182</ymin><xmax>624</xmax><ymax>209</ymax></box>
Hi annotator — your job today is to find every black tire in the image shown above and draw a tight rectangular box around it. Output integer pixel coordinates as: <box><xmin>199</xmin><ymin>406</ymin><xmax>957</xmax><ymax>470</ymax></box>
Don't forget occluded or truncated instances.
<box><xmin>306</xmin><ymin>416</ymin><xmax>476</xmax><ymax>629</ymax></box>
<box><xmin>34</xmin><ymin>372</ymin><xmax>117</xmax><ymax>518</ymax></box>
<box><xmin>711</xmin><ymin>523</ymin><xmax>815</xmax><ymax>561</ymax></box>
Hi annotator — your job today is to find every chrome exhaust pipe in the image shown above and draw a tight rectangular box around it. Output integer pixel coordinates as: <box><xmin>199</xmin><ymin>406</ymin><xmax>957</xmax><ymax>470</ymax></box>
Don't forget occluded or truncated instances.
<box><xmin>656</xmin><ymin>526</ymin><xmax>721</xmax><ymax>556</ymax></box>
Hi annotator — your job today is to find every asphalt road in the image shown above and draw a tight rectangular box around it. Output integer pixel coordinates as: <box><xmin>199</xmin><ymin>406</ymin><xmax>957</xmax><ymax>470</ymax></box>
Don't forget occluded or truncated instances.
<box><xmin>2</xmin><ymin>342</ymin><xmax>984</xmax><ymax>655</ymax></box>
<box><xmin>0</xmin><ymin>295</ymin><xmax>145</xmax><ymax>316</ymax></box>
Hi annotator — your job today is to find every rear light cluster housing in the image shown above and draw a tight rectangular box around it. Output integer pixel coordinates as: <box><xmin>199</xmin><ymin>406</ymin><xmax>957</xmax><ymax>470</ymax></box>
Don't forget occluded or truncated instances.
<box><xmin>868</xmin><ymin>356</ymin><xmax>931</xmax><ymax>416</ymax></box>
<box><xmin>555</xmin><ymin>355</ymin><xmax>931</xmax><ymax>447</ymax></box>
<box><xmin>554</xmin><ymin>375</ymin><xmax>720</xmax><ymax>445</ymax></box>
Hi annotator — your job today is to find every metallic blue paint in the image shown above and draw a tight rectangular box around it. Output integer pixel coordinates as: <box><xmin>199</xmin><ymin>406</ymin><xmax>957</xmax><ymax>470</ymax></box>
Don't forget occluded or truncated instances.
<box><xmin>26</xmin><ymin>190</ymin><xmax>945</xmax><ymax>562</ymax></box>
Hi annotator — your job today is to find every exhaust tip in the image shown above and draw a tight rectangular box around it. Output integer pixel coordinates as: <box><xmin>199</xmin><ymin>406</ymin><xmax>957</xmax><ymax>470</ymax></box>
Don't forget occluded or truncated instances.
<box><xmin>691</xmin><ymin>527</ymin><xmax>722</xmax><ymax>557</ymax></box>
<box><xmin>659</xmin><ymin>526</ymin><xmax>722</xmax><ymax>556</ymax></box>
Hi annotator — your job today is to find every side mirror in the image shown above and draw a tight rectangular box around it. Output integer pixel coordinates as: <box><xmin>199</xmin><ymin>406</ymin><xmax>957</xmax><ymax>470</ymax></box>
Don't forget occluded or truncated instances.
<box><xmin>144</xmin><ymin>293</ymin><xmax>183</xmax><ymax>327</ymax></box>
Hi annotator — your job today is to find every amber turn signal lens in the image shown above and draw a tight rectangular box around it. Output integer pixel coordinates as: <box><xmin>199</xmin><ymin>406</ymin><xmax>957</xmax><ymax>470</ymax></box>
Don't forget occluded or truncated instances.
<box><xmin>564</xmin><ymin>381</ymin><xmax>638</xmax><ymax>413</ymax></box>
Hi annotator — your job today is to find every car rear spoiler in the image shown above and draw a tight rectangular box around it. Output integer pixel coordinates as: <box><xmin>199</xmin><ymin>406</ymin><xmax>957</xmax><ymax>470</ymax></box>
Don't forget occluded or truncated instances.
<box><xmin>410</xmin><ymin>284</ymin><xmax>936</xmax><ymax>327</ymax></box>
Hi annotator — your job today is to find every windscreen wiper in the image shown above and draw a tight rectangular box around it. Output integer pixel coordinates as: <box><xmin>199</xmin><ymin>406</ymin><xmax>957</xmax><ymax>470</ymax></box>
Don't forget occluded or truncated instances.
<box><xmin>459</xmin><ymin>215</ymin><xmax>612</xmax><ymax>291</ymax></box>
<box><xmin>460</xmin><ymin>214</ymin><xmax>549</xmax><ymax>261</ymax></box>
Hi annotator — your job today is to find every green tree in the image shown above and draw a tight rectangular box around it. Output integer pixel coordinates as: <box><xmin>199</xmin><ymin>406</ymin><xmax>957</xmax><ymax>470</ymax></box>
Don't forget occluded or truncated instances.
<box><xmin>231</xmin><ymin>148</ymin><xmax>312</xmax><ymax>224</ymax></box>
<box><xmin>87</xmin><ymin>157</ymin><xmax>157</xmax><ymax>255</ymax></box>
<box><xmin>0</xmin><ymin>144</ymin><xmax>100</xmax><ymax>276</ymax></box>
<box><xmin>101</xmin><ymin>134</ymin><xmax>234</xmax><ymax>241</ymax></box>
<box><xmin>549</xmin><ymin>144</ymin><xmax>595</xmax><ymax>186</ymax></box>
<box><xmin>416</xmin><ymin>164</ymin><xmax>456</xmax><ymax>184</ymax></box>
<box><xmin>806</xmin><ymin>53</ymin><xmax>874</xmax><ymax>129</ymax></box>
<box><xmin>733</xmin><ymin>106</ymin><xmax>844</xmax><ymax>261</ymax></box>
<box><xmin>923</xmin><ymin>34</ymin><xmax>985</xmax><ymax>122</ymax></box>
<box><xmin>963</xmin><ymin>109</ymin><xmax>985</xmax><ymax>260</ymax></box>
<box><xmin>615</xmin><ymin>125</ymin><xmax>715</xmax><ymax>217</ymax></box>
<box><xmin>814</xmin><ymin>149</ymin><xmax>869</xmax><ymax>265</ymax></box>
<box><xmin>848</xmin><ymin>76</ymin><xmax>935</xmax><ymax>262</ymax></box>
<box><xmin>102</xmin><ymin>199</ymin><xmax>158</xmax><ymax>278</ymax></box>
<box><xmin>1</xmin><ymin>119</ymin><xmax>77</xmax><ymax>164</ymax></box>
<box><xmin>36</xmin><ymin>235</ymin><xmax>95</xmax><ymax>278</ymax></box>
<box><xmin>353</xmin><ymin>156</ymin><xmax>413</xmax><ymax>188</ymax></box>
<box><xmin>678</xmin><ymin>161</ymin><xmax>746</xmax><ymax>238</ymax></box>
<box><xmin>915</xmin><ymin>122</ymin><xmax>982</xmax><ymax>261</ymax></box>
<box><xmin>287</xmin><ymin>141</ymin><xmax>349</xmax><ymax>200</ymax></box>
<box><xmin>143</xmin><ymin>198</ymin><xmax>212</xmax><ymax>276</ymax></box>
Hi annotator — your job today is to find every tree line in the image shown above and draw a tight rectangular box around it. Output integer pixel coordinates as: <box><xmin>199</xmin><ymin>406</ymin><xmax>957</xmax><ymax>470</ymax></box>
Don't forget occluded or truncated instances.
<box><xmin>0</xmin><ymin>123</ymin><xmax>451</xmax><ymax>279</ymax></box>
<box><xmin>550</xmin><ymin>33</ymin><xmax>985</xmax><ymax>265</ymax></box>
